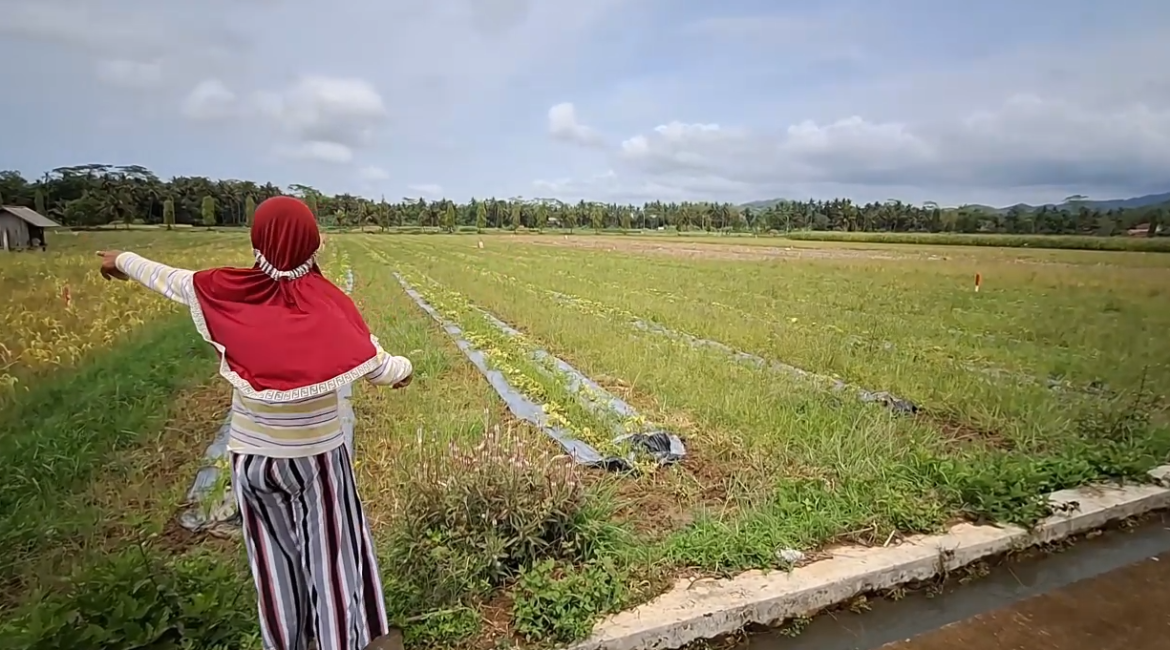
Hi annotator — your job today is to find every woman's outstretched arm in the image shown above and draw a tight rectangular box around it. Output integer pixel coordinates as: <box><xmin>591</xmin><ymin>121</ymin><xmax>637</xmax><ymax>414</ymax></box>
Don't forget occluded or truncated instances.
<box><xmin>365</xmin><ymin>337</ymin><xmax>413</xmax><ymax>388</ymax></box>
<box><xmin>99</xmin><ymin>250</ymin><xmax>195</xmax><ymax>306</ymax></box>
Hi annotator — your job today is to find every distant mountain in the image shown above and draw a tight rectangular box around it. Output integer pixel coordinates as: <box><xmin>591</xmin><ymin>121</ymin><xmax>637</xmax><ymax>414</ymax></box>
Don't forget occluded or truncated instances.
<box><xmin>740</xmin><ymin>192</ymin><xmax>1170</xmax><ymax>214</ymax></box>
<box><xmin>1002</xmin><ymin>192</ymin><xmax>1170</xmax><ymax>213</ymax></box>
<box><xmin>959</xmin><ymin>204</ymin><xmax>1003</xmax><ymax>214</ymax></box>
<box><xmin>739</xmin><ymin>198</ymin><xmax>794</xmax><ymax>210</ymax></box>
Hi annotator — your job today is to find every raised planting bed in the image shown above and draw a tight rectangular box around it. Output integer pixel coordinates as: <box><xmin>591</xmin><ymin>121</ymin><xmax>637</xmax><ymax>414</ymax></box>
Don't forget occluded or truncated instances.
<box><xmin>394</xmin><ymin>269</ymin><xmax>684</xmax><ymax>471</ymax></box>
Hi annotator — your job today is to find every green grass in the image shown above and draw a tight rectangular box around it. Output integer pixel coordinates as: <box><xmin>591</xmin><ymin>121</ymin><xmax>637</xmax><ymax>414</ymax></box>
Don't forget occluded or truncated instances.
<box><xmin>0</xmin><ymin>317</ymin><xmax>218</xmax><ymax>578</ymax></box>
<box><xmin>783</xmin><ymin>230</ymin><xmax>1170</xmax><ymax>252</ymax></box>
<box><xmin>346</xmin><ymin>226</ymin><xmax>1170</xmax><ymax>253</ymax></box>
<box><xmin>1</xmin><ymin>232</ymin><xmax>260</xmax><ymax>648</ymax></box>
<box><xmin>334</xmin><ymin>233</ymin><xmax>1170</xmax><ymax>645</ymax></box>
<box><xmin>0</xmin><ymin>312</ymin><xmax>261</xmax><ymax>649</ymax></box>
<box><xmin>334</xmin><ymin>243</ymin><xmax>644</xmax><ymax>645</ymax></box>
<box><xmin>4</xmin><ymin>229</ymin><xmax>1169</xmax><ymax>649</ymax></box>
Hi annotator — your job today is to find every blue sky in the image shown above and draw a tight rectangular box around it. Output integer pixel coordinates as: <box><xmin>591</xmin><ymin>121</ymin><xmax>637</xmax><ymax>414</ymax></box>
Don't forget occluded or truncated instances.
<box><xmin>2</xmin><ymin>0</ymin><xmax>1169</xmax><ymax>206</ymax></box>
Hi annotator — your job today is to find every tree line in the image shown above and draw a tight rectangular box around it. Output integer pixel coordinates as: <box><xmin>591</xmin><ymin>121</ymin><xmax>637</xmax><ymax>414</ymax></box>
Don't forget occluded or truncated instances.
<box><xmin>0</xmin><ymin>165</ymin><xmax>1164</xmax><ymax>236</ymax></box>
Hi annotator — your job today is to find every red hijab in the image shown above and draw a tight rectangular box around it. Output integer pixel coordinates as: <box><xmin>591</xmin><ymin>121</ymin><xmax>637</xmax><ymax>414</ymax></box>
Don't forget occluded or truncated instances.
<box><xmin>191</xmin><ymin>196</ymin><xmax>377</xmax><ymax>397</ymax></box>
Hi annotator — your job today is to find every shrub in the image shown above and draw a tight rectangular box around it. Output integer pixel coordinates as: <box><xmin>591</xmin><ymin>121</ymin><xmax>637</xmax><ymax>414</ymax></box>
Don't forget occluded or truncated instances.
<box><xmin>377</xmin><ymin>424</ymin><xmax>624</xmax><ymax>643</ymax></box>
<box><xmin>512</xmin><ymin>558</ymin><xmax>630</xmax><ymax>645</ymax></box>
<box><xmin>0</xmin><ymin>547</ymin><xmax>258</xmax><ymax>650</ymax></box>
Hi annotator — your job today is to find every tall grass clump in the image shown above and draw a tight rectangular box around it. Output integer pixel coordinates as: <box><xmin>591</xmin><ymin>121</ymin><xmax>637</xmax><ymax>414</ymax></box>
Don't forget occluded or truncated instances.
<box><xmin>376</xmin><ymin>422</ymin><xmax>634</xmax><ymax>646</ymax></box>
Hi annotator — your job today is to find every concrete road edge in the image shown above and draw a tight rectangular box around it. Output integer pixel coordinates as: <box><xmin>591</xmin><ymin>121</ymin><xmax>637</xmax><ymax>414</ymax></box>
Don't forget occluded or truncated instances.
<box><xmin>567</xmin><ymin>465</ymin><xmax>1170</xmax><ymax>650</ymax></box>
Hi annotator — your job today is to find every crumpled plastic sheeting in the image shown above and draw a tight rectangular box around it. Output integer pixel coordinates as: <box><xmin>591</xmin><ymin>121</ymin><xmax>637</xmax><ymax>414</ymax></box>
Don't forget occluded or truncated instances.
<box><xmin>179</xmin><ymin>268</ymin><xmax>360</xmax><ymax>535</ymax></box>
<box><xmin>628</xmin><ymin>317</ymin><xmax>919</xmax><ymax>416</ymax></box>
<box><xmin>393</xmin><ymin>273</ymin><xmax>674</xmax><ymax>471</ymax></box>
<box><xmin>474</xmin><ymin>308</ymin><xmax>686</xmax><ymax>466</ymax></box>
<box><xmin>177</xmin><ymin>412</ymin><xmax>241</xmax><ymax>536</ymax></box>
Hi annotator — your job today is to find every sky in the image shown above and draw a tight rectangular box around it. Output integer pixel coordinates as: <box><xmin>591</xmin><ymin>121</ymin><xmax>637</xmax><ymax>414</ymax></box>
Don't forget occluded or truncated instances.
<box><xmin>1</xmin><ymin>0</ymin><xmax>1169</xmax><ymax>207</ymax></box>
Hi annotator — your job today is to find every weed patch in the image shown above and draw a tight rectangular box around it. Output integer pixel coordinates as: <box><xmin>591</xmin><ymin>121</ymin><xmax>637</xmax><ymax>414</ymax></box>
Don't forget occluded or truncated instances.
<box><xmin>0</xmin><ymin>547</ymin><xmax>257</xmax><ymax>650</ymax></box>
<box><xmin>0</xmin><ymin>318</ymin><xmax>218</xmax><ymax>582</ymax></box>
<box><xmin>512</xmin><ymin>559</ymin><xmax>632</xmax><ymax>645</ymax></box>
<box><xmin>374</xmin><ymin>424</ymin><xmax>634</xmax><ymax>646</ymax></box>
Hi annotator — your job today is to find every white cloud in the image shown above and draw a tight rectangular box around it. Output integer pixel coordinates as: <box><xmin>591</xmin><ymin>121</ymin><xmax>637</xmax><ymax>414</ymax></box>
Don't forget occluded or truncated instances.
<box><xmin>249</xmin><ymin>76</ymin><xmax>386</xmax><ymax>165</ymax></box>
<box><xmin>533</xmin><ymin>169</ymin><xmax>753</xmax><ymax>203</ymax></box>
<box><xmin>95</xmin><ymin>59</ymin><xmax>162</xmax><ymax>88</ymax></box>
<box><xmin>182</xmin><ymin>78</ymin><xmax>236</xmax><ymax>120</ymax></box>
<box><xmin>6</xmin><ymin>1</ymin><xmax>1170</xmax><ymax>205</ymax></box>
<box><xmin>276</xmin><ymin>141</ymin><xmax>355</xmax><ymax>164</ymax></box>
<box><xmin>359</xmin><ymin>166</ymin><xmax>390</xmax><ymax>181</ymax></box>
<box><xmin>619</xmin><ymin>122</ymin><xmax>752</xmax><ymax>173</ymax></box>
<box><xmin>179</xmin><ymin>74</ymin><xmax>387</xmax><ymax>167</ymax></box>
<box><xmin>254</xmin><ymin>76</ymin><xmax>386</xmax><ymax>140</ymax></box>
<box><xmin>548</xmin><ymin>102</ymin><xmax>602</xmax><ymax>146</ymax></box>
<box><xmin>557</xmin><ymin>86</ymin><xmax>1170</xmax><ymax>202</ymax></box>
<box><xmin>782</xmin><ymin>117</ymin><xmax>930</xmax><ymax>165</ymax></box>
<box><xmin>1</xmin><ymin>0</ymin><xmax>244</xmax><ymax>76</ymax></box>
<box><xmin>947</xmin><ymin>95</ymin><xmax>1170</xmax><ymax>187</ymax></box>
<box><xmin>2</xmin><ymin>2</ymin><xmax>167</xmax><ymax>56</ymax></box>
<box><xmin>407</xmin><ymin>184</ymin><xmax>443</xmax><ymax>196</ymax></box>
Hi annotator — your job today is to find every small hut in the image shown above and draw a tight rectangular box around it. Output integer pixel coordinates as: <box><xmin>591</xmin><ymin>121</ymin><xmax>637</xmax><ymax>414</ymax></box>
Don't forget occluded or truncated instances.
<box><xmin>0</xmin><ymin>206</ymin><xmax>61</xmax><ymax>251</ymax></box>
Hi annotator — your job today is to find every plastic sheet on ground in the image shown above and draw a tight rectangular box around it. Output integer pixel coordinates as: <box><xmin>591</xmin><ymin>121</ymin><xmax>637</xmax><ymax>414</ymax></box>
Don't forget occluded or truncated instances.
<box><xmin>474</xmin><ymin>308</ymin><xmax>686</xmax><ymax>466</ymax></box>
<box><xmin>178</xmin><ymin>268</ymin><xmax>360</xmax><ymax>534</ymax></box>
<box><xmin>177</xmin><ymin>413</ymin><xmax>240</xmax><ymax>536</ymax></box>
<box><xmin>394</xmin><ymin>273</ymin><xmax>683</xmax><ymax>470</ymax></box>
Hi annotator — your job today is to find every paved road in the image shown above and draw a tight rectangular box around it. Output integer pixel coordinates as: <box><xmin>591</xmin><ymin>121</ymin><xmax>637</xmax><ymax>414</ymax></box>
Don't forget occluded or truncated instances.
<box><xmin>881</xmin><ymin>551</ymin><xmax>1170</xmax><ymax>649</ymax></box>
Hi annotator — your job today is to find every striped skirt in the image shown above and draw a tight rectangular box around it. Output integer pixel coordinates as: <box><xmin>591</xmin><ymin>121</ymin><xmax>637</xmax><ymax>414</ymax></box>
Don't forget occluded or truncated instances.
<box><xmin>231</xmin><ymin>445</ymin><xmax>389</xmax><ymax>650</ymax></box>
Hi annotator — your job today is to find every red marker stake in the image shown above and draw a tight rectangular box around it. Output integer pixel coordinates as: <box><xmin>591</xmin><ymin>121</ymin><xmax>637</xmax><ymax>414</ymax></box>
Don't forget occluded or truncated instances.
<box><xmin>975</xmin><ymin>273</ymin><xmax>982</xmax><ymax>292</ymax></box>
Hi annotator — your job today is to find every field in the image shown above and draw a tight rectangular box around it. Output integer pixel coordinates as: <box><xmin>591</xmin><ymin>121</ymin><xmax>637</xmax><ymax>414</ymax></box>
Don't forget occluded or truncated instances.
<box><xmin>2</xmin><ymin>230</ymin><xmax>1169</xmax><ymax>649</ymax></box>
<box><xmin>781</xmin><ymin>230</ymin><xmax>1170</xmax><ymax>252</ymax></box>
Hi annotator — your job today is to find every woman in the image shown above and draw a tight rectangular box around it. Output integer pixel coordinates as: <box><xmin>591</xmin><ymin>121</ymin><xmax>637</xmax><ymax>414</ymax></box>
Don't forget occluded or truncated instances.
<box><xmin>99</xmin><ymin>196</ymin><xmax>411</xmax><ymax>650</ymax></box>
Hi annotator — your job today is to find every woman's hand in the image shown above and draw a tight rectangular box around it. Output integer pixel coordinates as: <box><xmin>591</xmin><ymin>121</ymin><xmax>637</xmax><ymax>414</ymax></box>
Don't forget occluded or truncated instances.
<box><xmin>97</xmin><ymin>251</ymin><xmax>129</xmax><ymax>280</ymax></box>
